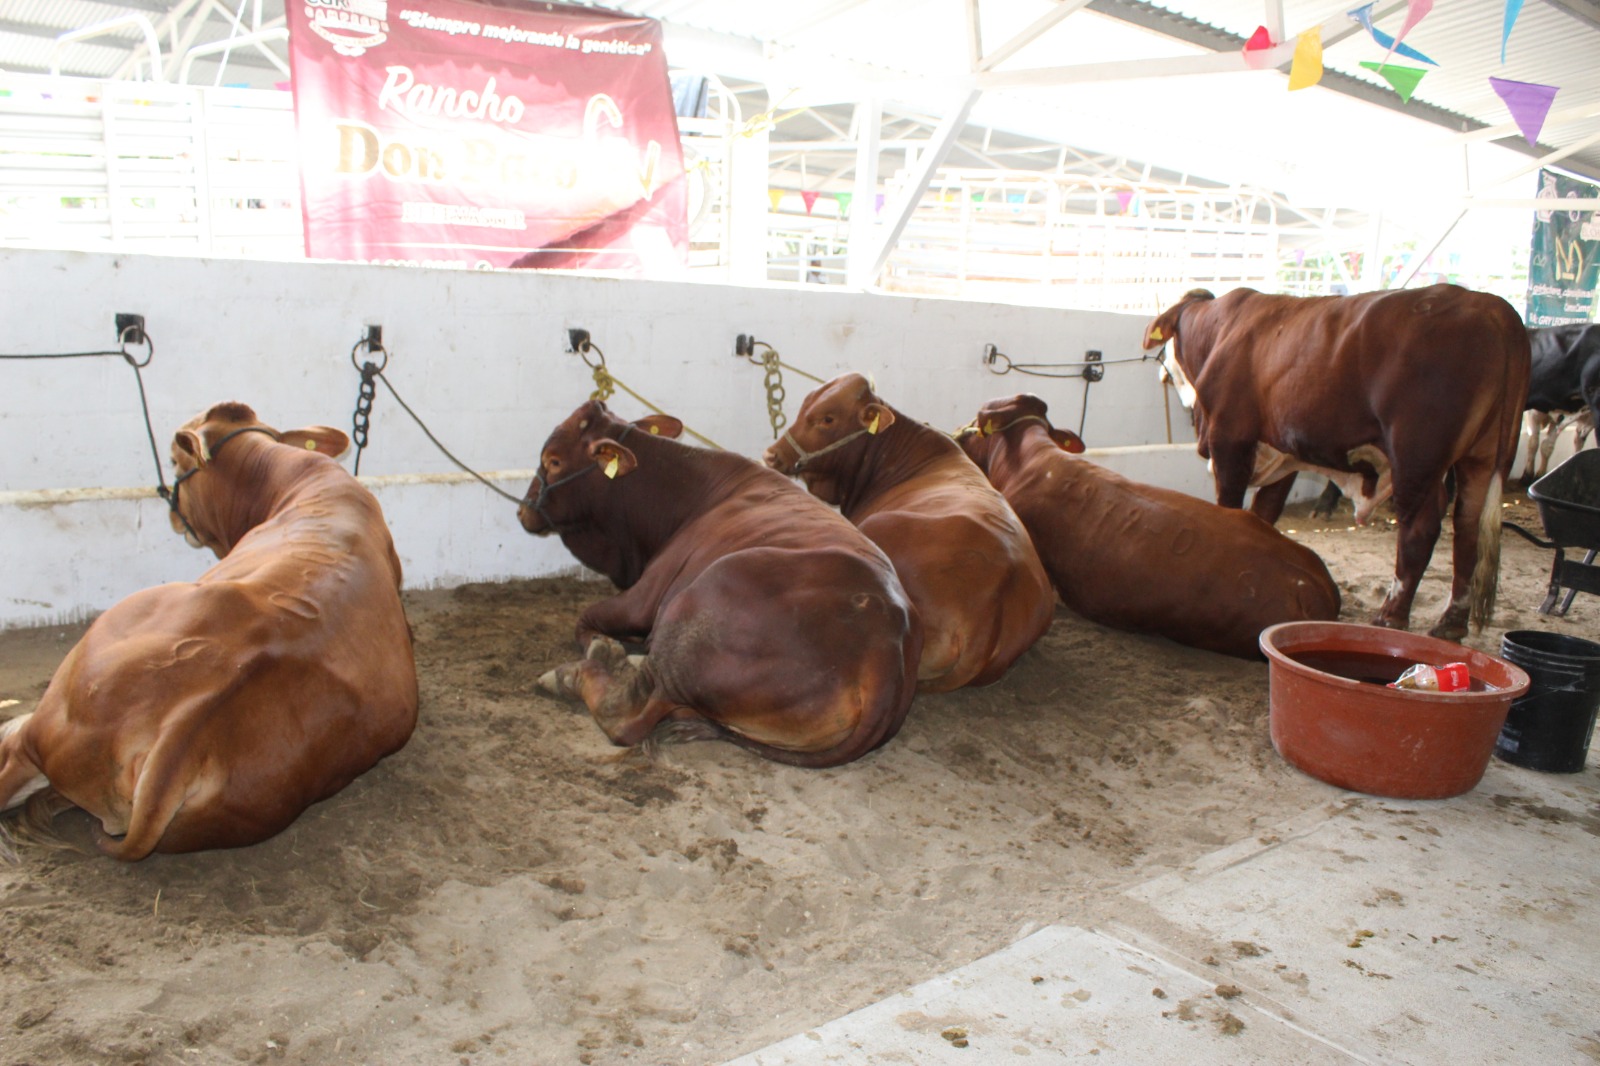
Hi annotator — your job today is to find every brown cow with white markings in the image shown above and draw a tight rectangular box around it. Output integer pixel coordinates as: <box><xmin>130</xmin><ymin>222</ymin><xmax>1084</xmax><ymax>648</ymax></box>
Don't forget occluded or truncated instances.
<box><xmin>764</xmin><ymin>373</ymin><xmax>1055</xmax><ymax>692</ymax></box>
<box><xmin>0</xmin><ymin>403</ymin><xmax>418</xmax><ymax>859</ymax></box>
<box><xmin>519</xmin><ymin>400</ymin><xmax>920</xmax><ymax>767</ymax></box>
<box><xmin>1145</xmin><ymin>284</ymin><xmax>1529</xmax><ymax>639</ymax></box>
<box><xmin>957</xmin><ymin>394</ymin><xmax>1340</xmax><ymax>659</ymax></box>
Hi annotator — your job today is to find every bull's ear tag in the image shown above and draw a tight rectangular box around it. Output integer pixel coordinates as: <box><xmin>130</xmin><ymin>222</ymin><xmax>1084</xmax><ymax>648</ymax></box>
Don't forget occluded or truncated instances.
<box><xmin>649</xmin><ymin>425</ymin><xmax>660</xmax><ymax>434</ymax></box>
<box><xmin>983</xmin><ymin>420</ymin><xmax>996</xmax><ymax>436</ymax></box>
<box><xmin>868</xmin><ymin>413</ymin><xmax>881</xmax><ymax>435</ymax></box>
<box><xmin>604</xmin><ymin>455</ymin><xmax>620</xmax><ymax>479</ymax></box>
<box><xmin>1149</xmin><ymin>326</ymin><xmax>1164</xmax><ymax>341</ymax></box>
<box><xmin>305</xmin><ymin>440</ymin><xmax>317</xmax><ymax>450</ymax></box>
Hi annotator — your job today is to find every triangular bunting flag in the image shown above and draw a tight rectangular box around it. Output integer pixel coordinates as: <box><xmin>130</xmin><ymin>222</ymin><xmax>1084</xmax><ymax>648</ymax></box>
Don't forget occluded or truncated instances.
<box><xmin>1502</xmin><ymin>0</ymin><xmax>1524</xmax><ymax>63</ymax></box>
<box><xmin>835</xmin><ymin>191</ymin><xmax>853</xmax><ymax>217</ymax></box>
<box><xmin>1383</xmin><ymin>0</ymin><xmax>1432</xmax><ymax>66</ymax></box>
<box><xmin>1490</xmin><ymin>76</ymin><xmax>1559</xmax><ymax>145</ymax></box>
<box><xmin>1360</xmin><ymin>61</ymin><xmax>1427</xmax><ymax>104</ymax></box>
<box><xmin>1347</xmin><ymin>3</ymin><xmax>1437</xmax><ymax>65</ymax></box>
<box><xmin>874</xmin><ymin>193</ymin><xmax>886</xmax><ymax>215</ymax></box>
<box><xmin>1243</xmin><ymin>25</ymin><xmax>1275</xmax><ymax>69</ymax></box>
<box><xmin>800</xmin><ymin>190</ymin><xmax>819</xmax><ymax>214</ymax></box>
<box><xmin>1115</xmin><ymin>190</ymin><xmax>1133</xmax><ymax>213</ymax></box>
<box><xmin>768</xmin><ymin>188</ymin><xmax>784</xmax><ymax>212</ymax></box>
<box><xmin>1289</xmin><ymin>28</ymin><xmax>1324</xmax><ymax>91</ymax></box>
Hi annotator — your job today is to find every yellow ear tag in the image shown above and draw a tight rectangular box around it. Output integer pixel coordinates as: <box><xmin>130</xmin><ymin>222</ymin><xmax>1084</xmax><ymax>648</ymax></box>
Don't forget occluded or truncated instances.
<box><xmin>604</xmin><ymin>456</ymin><xmax>620</xmax><ymax>479</ymax></box>
<box><xmin>305</xmin><ymin>440</ymin><xmax>317</xmax><ymax>450</ymax></box>
<box><xmin>649</xmin><ymin>425</ymin><xmax>660</xmax><ymax>434</ymax></box>
<box><xmin>867</xmin><ymin>413</ymin><xmax>880</xmax><ymax>435</ymax></box>
<box><xmin>982</xmin><ymin>420</ymin><xmax>996</xmax><ymax>436</ymax></box>
<box><xmin>1149</xmin><ymin>326</ymin><xmax>1164</xmax><ymax>341</ymax></box>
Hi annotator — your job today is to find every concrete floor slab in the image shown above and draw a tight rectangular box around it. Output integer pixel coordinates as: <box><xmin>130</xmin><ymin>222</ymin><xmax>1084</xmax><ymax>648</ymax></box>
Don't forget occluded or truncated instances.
<box><xmin>726</xmin><ymin>756</ymin><xmax>1600</xmax><ymax>1065</ymax></box>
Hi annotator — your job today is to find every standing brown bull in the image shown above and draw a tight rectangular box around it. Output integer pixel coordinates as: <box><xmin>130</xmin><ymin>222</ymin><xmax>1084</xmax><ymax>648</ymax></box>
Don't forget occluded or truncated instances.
<box><xmin>1144</xmin><ymin>285</ymin><xmax>1530</xmax><ymax>640</ymax></box>
<box><xmin>518</xmin><ymin>400</ymin><xmax>920</xmax><ymax>767</ymax></box>
<box><xmin>763</xmin><ymin>373</ymin><xmax>1055</xmax><ymax>692</ymax></box>
<box><xmin>957</xmin><ymin>394</ymin><xmax>1340</xmax><ymax>658</ymax></box>
<box><xmin>0</xmin><ymin>403</ymin><xmax>418</xmax><ymax>859</ymax></box>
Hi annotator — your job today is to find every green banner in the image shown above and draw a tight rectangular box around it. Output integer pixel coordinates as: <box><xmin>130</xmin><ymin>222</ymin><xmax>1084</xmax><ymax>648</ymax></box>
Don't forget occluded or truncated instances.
<box><xmin>1526</xmin><ymin>169</ymin><xmax>1600</xmax><ymax>326</ymax></box>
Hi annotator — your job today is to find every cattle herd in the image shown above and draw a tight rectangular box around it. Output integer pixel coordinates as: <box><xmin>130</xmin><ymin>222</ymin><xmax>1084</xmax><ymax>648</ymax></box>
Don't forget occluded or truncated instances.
<box><xmin>0</xmin><ymin>284</ymin><xmax>1588</xmax><ymax>861</ymax></box>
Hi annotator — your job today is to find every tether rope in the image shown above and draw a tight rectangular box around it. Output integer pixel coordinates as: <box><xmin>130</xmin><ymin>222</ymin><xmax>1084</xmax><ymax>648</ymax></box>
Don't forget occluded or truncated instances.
<box><xmin>576</xmin><ymin>339</ymin><xmax>724</xmax><ymax>450</ymax></box>
<box><xmin>346</xmin><ymin>333</ymin><xmax>523</xmax><ymax>504</ymax></box>
<box><xmin>2</xmin><ymin>325</ymin><xmax>170</xmax><ymax>498</ymax></box>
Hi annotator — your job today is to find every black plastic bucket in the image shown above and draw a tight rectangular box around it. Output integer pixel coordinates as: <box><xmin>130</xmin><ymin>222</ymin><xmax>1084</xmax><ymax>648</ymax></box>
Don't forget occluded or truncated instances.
<box><xmin>1496</xmin><ymin>630</ymin><xmax>1600</xmax><ymax>773</ymax></box>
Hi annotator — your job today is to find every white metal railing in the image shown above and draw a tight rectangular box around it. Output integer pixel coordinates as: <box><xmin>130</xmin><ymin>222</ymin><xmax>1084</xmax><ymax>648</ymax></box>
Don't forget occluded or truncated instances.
<box><xmin>3</xmin><ymin>71</ymin><xmax>1292</xmax><ymax>310</ymax></box>
<box><xmin>0</xmin><ymin>73</ymin><xmax>303</xmax><ymax>258</ymax></box>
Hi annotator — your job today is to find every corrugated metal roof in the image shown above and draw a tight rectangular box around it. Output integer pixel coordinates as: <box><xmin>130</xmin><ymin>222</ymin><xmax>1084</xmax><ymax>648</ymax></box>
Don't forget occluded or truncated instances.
<box><xmin>3</xmin><ymin>0</ymin><xmax>1597</xmax><ymax>198</ymax></box>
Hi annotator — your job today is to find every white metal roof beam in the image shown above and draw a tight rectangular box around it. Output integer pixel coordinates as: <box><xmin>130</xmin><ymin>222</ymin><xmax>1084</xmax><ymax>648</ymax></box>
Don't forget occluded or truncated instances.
<box><xmin>976</xmin><ymin>0</ymin><xmax>1094</xmax><ymax>73</ymax></box>
<box><xmin>863</xmin><ymin>88</ymin><xmax>981</xmax><ymax>283</ymax></box>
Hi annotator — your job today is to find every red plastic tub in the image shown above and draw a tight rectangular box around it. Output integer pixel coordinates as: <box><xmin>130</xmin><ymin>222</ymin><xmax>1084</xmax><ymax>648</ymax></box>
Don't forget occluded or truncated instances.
<box><xmin>1259</xmin><ymin>621</ymin><xmax>1532</xmax><ymax>800</ymax></box>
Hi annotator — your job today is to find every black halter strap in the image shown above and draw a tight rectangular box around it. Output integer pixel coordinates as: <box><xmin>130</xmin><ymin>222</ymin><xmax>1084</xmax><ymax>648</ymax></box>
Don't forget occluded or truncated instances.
<box><xmin>524</xmin><ymin>423</ymin><xmax>634</xmax><ymax>528</ymax></box>
<box><xmin>163</xmin><ymin>425</ymin><xmax>280</xmax><ymax>543</ymax></box>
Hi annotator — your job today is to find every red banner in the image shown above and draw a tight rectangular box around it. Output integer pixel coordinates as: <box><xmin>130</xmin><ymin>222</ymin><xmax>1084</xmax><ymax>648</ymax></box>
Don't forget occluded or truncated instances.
<box><xmin>285</xmin><ymin>0</ymin><xmax>686</xmax><ymax>272</ymax></box>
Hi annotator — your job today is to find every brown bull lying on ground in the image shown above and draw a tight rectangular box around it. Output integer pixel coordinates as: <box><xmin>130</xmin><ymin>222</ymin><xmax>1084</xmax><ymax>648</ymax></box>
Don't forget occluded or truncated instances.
<box><xmin>0</xmin><ymin>403</ymin><xmax>418</xmax><ymax>860</ymax></box>
<box><xmin>1144</xmin><ymin>284</ymin><xmax>1529</xmax><ymax>640</ymax></box>
<box><xmin>519</xmin><ymin>400</ymin><xmax>920</xmax><ymax>767</ymax></box>
<box><xmin>957</xmin><ymin>395</ymin><xmax>1341</xmax><ymax>659</ymax></box>
<box><xmin>764</xmin><ymin>373</ymin><xmax>1055</xmax><ymax>692</ymax></box>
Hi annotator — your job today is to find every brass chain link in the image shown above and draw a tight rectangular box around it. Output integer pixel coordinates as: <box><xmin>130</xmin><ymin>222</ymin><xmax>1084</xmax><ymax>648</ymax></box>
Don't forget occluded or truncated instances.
<box><xmin>761</xmin><ymin>349</ymin><xmax>788</xmax><ymax>439</ymax></box>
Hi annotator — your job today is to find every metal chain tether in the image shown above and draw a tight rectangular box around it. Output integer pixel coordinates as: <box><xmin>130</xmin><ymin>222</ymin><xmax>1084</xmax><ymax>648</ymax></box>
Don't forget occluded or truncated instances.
<box><xmin>348</xmin><ymin>332</ymin><xmax>388</xmax><ymax>475</ymax></box>
<box><xmin>761</xmin><ymin>348</ymin><xmax>788</xmax><ymax>438</ymax></box>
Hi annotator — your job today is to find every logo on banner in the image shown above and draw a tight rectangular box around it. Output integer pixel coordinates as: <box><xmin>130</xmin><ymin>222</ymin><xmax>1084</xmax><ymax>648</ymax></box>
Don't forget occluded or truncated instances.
<box><xmin>305</xmin><ymin>0</ymin><xmax>389</xmax><ymax>57</ymax></box>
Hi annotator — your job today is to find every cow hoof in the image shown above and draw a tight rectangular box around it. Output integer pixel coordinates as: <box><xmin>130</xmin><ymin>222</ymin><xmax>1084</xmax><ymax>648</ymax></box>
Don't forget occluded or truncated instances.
<box><xmin>1427</xmin><ymin>621</ymin><xmax>1469</xmax><ymax>643</ymax></box>
<box><xmin>584</xmin><ymin>635</ymin><xmax>629</xmax><ymax>671</ymax></box>
<box><xmin>538</xmin><ymin>660</ymin><xmax>584</xmax><ymax>700</ymax></box>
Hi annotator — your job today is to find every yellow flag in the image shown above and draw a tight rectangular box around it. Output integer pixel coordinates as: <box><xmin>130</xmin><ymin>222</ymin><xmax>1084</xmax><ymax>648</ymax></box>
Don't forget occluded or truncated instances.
<box><xmin>1288</xmin><ymin>28</ymin><xmax>1323</xmax><ymax>91</ymax></box>
<box><xmin>767</xmin><ymin>188</ymin><xmax>784</xmax><ymax>212</ymax></box>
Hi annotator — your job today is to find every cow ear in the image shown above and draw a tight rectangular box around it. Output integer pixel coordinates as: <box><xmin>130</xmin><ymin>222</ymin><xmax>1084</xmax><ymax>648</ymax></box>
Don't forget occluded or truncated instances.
<box><xmin>1050</xmin><ymin>428</ymin><xmax>1086</xmax><ymax>453</ymax></box>
<box><xmin>279</xmin><ymin>426</ymin><xmax>351</xmax><ymax>457</ymax></box>
<box><xmin>1142</xmin><ymin>318</ymin><xmax>1168</xmax><ymax>350</ymax></box>
<box><xmin>588</xmin><ymin>438</ymin><xmax>638</xmax><ymax>480</ymax></box>
<box><xmin>860</xmin><ymin>402</ymin><xmax>895</xmax><ymax>435</ymax></box>
<box><xmin>174</xmin><ymin>428</ymin><xmax>209</xmax><ymax>468</ymax></box>
<box><xmin>633</xmin><ymin>414</ymin><xmax>683</xmax><ymax>439</ymax></box>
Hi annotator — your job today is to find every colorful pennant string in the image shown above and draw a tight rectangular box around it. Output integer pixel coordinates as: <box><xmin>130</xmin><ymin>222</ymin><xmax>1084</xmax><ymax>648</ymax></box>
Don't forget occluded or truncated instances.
<box><xmin>800</xmin><ymin>190</ymin><xmax>819</xmax><ymax>214</ymax></box>
<box><xmin>1347</xmin><ymin>3</ymin><xmax>1437</xmax><ymax>65</ymax></box>
<box><xmin>836</xmin><ymin>192</ymin><xmax>853</xmax><ymax>217</ymax></box>
<box><xmin>1490</xmin><ymin>76</ymin><xmax>1559</xmax><ymax>145</ymax></box>
<box><xmin>1288</xmin><ymin>28</ymin><xmax>1324</xmax><ymax>91</ymax></box>
<box><xmin>767</xmin><ymin>188</ymin><xmax>784</xmax><ymax>212</ymax></box>
<box><xmin>1360</xmin><ymin>61</ymin><xmax>1427</xmax><ymax>103</ymax></box>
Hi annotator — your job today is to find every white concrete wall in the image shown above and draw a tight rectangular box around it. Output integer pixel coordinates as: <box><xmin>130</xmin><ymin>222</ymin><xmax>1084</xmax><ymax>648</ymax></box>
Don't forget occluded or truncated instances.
<box><xmin>1</xmin><ymin>248</ymin><xmax>1214</xmax><ymax>630</ymax></box>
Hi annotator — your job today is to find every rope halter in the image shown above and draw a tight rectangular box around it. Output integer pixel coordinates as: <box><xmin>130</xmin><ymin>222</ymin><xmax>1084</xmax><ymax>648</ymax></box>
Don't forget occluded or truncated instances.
<box><xmin>164</xmin><ymin>425</ymin><xmax>281</xmax><ymax>545</ymax></box>
<box><xmin>778</xmin><ymin>423</ymin><xmax>877</xmax><ymax>472</ymax></box>
<box><xmin>523</xmin><ymin>423</ymin><xmax>634</xmax><ymax>529</ymax></box>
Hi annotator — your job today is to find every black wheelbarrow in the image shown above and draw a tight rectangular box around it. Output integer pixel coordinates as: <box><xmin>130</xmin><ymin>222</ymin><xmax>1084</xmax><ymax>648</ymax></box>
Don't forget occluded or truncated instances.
<box><xmin>1503</xmin><ymin>448</ymin><xmax>1600</xmax><ymax>616</ymax></box>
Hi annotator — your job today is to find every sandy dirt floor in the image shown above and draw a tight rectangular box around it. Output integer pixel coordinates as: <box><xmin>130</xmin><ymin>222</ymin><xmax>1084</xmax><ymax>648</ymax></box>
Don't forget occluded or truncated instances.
<box><xmin>1</xmin><ymin>489</ymin><xmax>1595</xmax><ymax>1066</ymax></box>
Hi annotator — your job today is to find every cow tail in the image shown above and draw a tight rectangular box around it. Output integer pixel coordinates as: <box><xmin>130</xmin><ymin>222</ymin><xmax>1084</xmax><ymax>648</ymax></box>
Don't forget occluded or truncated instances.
<box><xmin>1469</xmin><ymin>318</ymin><xmax>1531</xmax><ymax>631</ymax></box>
<box><xmin>1469</xmin><ymin>474</ymin><xmax>1504</xmax><ymax>631</ymax></box>
<box><xmin>0</xmin><ymin>715</ymin><xmax>48</xmax><ymax>860</ymax></box>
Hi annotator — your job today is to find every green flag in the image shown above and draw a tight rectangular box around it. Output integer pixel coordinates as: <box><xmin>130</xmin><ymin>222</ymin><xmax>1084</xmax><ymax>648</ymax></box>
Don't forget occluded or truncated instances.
<box><xmin>1360</xmin><ymin>61</ymin><xmax>1427</xmax><ymax>104</ymax></box>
